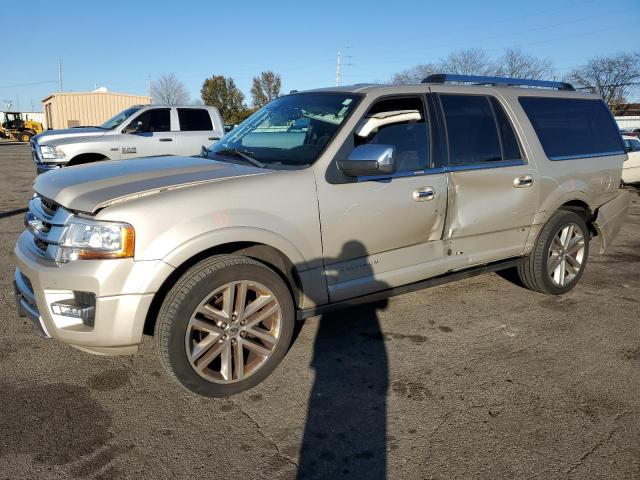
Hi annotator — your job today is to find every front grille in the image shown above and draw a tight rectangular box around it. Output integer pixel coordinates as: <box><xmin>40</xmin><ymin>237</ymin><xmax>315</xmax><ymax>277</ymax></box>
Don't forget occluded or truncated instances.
<box><xmin>40</xmin><ymin>197</ymin><xmax>59</xmax><ymax>216</ymax></box>
<box><xmin>25</xmin><ymin>194</ymin><xmax>73</xmax><ymax>261</ymax></box>
<box><xmin>19</xmin><ymin>270</ymin><xmax>33</xmax><ymax>293</ymax></box>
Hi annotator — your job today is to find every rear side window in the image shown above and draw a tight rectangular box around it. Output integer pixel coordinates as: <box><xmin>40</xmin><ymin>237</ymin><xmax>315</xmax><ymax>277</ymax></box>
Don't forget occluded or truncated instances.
<box><xmin>178</xmin><ymin>109</ymin><xmax>213</xmax><ymax>131</ymax></box>
<box><xmin>440</xmin><ymin>95</ymin><xmax>521</xmax><ymax>165</ymax></box>
<box><xmin>518</xmin><ymin>97</ymin><xmax>624</xmax><ymax>160</ymax></box>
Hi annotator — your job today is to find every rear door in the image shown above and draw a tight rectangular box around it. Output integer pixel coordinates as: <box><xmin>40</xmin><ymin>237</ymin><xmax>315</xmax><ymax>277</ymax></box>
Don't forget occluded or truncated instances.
<box><xmin>119</xmin><ymin>108</ymin><xmax>176</xmax><ymax>158</ymax></box>
<box><xmin>428</xmin><ymin>88</ymin><xmax>538</xmax><ymax>267</ymax></box>
<box><xmin>175</xmin><ymin>108</ymin><xmax>222</xmax><ymax>156</ymax></box>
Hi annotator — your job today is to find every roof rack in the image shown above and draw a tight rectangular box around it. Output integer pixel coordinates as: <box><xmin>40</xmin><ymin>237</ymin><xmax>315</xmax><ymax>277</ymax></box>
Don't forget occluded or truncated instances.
<box><xmin>421</xmin><ymin>73</ymin><xmax>575</xmax><ymax>91</ymax></box>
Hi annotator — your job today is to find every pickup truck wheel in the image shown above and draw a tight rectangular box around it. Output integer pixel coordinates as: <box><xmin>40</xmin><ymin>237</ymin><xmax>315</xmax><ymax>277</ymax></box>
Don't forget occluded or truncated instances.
<box><xmin>155</xmin><ymin>254</ymin><xmax>294</xmax><ymax>397</ymax></box>
<box><xmin>517</xmin><ymin>211</ymin><xmax>589</xmax><ymax>295</ymax></box>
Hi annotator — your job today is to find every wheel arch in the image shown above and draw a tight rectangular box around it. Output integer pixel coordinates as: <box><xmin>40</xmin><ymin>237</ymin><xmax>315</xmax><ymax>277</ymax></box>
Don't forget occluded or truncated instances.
<box><xmin>68</xmin><ymin>152</ymin><xmax>109</xmax><ymax>166</ymax></box>
<box><xmin>143</xmin><ymin>241</ymin><xmax>304</xmax><ymax>336</ymax></box>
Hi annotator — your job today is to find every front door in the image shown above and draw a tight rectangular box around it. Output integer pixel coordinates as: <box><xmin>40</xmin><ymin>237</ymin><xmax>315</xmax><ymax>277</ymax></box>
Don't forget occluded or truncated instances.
<box><xmin>429</xmin><ymin>88</ymin><xmax>539</xmax><ymax>267</ymax></box>
<box><xmin>119</xmin><ymin>108</ymin><xmax>176</xmax><ymax>159</ymax></box>
<box><xmin>316</xmin><ymin>95</ymin><xmax>449</xmax><ymax>302</ymax></box>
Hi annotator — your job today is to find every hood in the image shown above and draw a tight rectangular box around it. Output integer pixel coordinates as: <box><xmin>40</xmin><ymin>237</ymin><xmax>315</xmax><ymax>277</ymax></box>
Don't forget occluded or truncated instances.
<box><xmin>34</xmin><ymin>127</ymin><xmax>107</xmax><ymax>144</ymax></box>
<box><xmin>33</xmin><ymin>156</ymin><xmax>269</xmax><ymax>213</ymax></box>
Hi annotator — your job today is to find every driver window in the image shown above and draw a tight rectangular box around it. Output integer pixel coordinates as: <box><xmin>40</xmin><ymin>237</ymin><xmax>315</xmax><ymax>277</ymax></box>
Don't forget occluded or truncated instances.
<box><xmin>355</xmin><ymin>97</ymin><xmax>429</xmax><ymax>172</ymax></box>
<box><xmin>129</xmin><ymin>109</ymin><xmax>170</xmax><ymax>133</ymax></box>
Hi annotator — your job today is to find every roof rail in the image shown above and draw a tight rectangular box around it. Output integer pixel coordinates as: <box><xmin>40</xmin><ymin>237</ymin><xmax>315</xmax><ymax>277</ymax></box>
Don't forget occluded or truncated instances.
<box><xmin>421</xmin><ymin>73</ymin><xmax>575</xmax><ymax>91</ymax></box>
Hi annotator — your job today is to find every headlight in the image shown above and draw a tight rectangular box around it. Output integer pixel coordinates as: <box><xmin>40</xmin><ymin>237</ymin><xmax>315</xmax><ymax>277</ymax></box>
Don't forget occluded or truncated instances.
<box><xmin>40</xmin><ymin>145</ymin><xmax>66</xmax><ymax>160</ymax></box>
<box><xmin>59</xmin><ymin>217</ymin><xmax>135</xmax><ymax>262</ymax></box>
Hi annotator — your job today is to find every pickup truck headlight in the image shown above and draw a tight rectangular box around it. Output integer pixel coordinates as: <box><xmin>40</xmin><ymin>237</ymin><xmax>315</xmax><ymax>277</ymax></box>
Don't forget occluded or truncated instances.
<box><xmin>40</xmin><ymin>145</ymin><xmax>66</xmax><ymax>160</ymax></box>
<box><xmin>59</xmin><ymin>217</ymin><xmax>135</xmax><ymax>262</ymax></box>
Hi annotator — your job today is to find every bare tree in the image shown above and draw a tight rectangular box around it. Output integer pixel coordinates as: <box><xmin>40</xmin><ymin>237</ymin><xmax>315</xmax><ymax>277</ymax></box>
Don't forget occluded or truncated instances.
<box><xmin>495</xmin><ymin>48</ymin><xmax>554</xmax><ymax>80</ymax></box>
<box><xmin>150</xmin><ymin>73</ymin><xmax>190</xmax><ymax>105</ymax></box>
<box><xmin>439</xmin><ymin>48</ymin><xmax>493</xmax><ymax>75</ymax></box>
<box><xmin>250</xmin><ymin>70</ymin><xmax>282</xmax><ymax>108</ymax></box>
<box><xmin>566</xmin><ymin>52</ymin><xmax>640</xmax><ymax>113</ymax></box>
<box><xmin>390</xmin><ymin>63</ymin><xmax>439</xmax><ymax>84</ymax></box>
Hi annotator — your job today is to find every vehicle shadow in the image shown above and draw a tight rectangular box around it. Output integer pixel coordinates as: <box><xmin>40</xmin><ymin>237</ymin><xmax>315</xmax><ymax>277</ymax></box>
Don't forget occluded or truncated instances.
<box><xmin>297</xmin><ymin>241</ymin><xmax>389</xmax><ymax>479</ymax></box>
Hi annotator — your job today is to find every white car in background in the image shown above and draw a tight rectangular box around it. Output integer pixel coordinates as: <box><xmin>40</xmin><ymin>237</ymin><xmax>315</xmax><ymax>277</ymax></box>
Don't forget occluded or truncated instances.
<box><xmin>31</xmin><ymin>105</ymin><xmax>224</xmax><ymax>174</ymax></box>
<box><xmin>623</xmin><ymin>135</ymin><xmax>640</xmax><ymax>184</ymax></box>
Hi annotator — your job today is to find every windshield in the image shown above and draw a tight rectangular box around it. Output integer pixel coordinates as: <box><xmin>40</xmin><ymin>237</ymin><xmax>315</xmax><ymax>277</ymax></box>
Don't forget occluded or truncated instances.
<box><xmin>206</xmin><ymin>92</ymin><xmax>362</xmax><ymax>167</ymax></box>
<box><xmin>99</xmin><ymin>106</ymin><xmax>143</xmax><ymax>130</ymax></box>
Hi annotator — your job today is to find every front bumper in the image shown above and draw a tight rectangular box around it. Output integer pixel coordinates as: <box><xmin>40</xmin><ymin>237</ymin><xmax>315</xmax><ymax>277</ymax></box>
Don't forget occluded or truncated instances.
<box><xmin>14</xmin><ymin>231</ymin><xmax>174</xmax><ymax>355</ymax></box>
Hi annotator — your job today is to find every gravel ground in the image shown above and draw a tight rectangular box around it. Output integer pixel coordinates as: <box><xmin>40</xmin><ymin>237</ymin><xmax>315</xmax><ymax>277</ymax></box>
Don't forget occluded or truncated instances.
<box><xmin>0</xmin><ymin>144</ymin><xmax>639</xmax><ymax>480</ymax></box>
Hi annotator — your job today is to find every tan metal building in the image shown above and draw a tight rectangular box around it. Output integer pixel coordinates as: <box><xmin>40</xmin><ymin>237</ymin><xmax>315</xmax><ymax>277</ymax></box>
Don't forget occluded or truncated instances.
<box><xmin>42</xmin><ymin>90</ymin><xmax>151</xmax><ymax>130</ymax></box>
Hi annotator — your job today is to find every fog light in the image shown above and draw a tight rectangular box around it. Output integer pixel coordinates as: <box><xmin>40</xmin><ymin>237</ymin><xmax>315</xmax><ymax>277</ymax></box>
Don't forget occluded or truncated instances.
<box><xmin>51</xmin><ymin>292</ymin><xmax>96</xmax><ymax>327</ymax></box>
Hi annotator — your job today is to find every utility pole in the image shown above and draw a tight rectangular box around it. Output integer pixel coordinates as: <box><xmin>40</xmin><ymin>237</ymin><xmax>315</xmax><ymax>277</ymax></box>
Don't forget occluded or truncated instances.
<box><xmin>57</xmin><ymin>59</ymin><xmax>63</xmax><ymax>92</ymax></box>
<box><xmin>335</xmin><ymin>47</ymin><xmax>353</xmax><ymax>87</ymax></box>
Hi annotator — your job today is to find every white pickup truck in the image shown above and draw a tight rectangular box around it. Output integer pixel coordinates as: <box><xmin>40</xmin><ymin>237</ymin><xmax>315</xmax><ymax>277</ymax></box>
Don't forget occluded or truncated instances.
<box><xmin>31</xmin><ymin>105</ymin><xmax>224</xmax><ymax>174</ymax></box>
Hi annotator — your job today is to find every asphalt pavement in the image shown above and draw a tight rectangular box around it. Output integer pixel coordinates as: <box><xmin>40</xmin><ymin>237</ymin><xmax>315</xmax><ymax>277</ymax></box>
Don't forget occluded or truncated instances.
<box><xmin>1</xmin><ymin>144</ymin><xmax>639</xmax><ymax>479</ymax></box>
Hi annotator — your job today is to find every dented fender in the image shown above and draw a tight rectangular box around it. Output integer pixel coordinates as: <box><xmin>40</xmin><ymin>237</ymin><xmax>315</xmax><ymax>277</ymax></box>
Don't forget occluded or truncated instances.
<box><xmin>593</xmin><ymin>190</ymin><xmax>630</xmax><ymax>253</ymax></box>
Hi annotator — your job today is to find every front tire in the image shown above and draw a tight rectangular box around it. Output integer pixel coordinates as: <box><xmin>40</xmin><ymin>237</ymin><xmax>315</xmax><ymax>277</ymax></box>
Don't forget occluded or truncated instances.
<box><xmin>18</xmin><ymin>131</ymin><xmax>33</xmax><ymax>143</ymax></box>
<box><xmin>517</xmin><ymin>210</ymin><xmax>589</xmax><ymax>295</ymax></box>
<box><xmin>155</xmin><ymin>254</ymin><xmax>295</xmax><ymax>397</ymax></box>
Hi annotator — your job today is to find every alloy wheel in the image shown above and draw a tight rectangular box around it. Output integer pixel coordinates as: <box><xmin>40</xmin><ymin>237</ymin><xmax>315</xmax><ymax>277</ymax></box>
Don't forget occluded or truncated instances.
<box><xmin>547</xmin><ymin>223</ymin><xmax>585</xmax><ymax>287</ymax></box>
<box><xmin>185</xmin><ymin>280</ymin><xmax>282</xmax><ymax>384</ymax></box>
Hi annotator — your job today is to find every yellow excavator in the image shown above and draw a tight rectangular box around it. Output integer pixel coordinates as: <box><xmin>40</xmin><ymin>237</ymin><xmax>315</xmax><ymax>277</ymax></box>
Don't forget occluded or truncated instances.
<box><xmin>0</xmin><ymin>112</ymin><xmax>44</xmax><ymax>143</ymax></box>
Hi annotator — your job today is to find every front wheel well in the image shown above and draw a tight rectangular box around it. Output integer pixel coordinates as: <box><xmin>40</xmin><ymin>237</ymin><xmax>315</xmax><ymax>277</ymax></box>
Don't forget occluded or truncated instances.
<box><xmin>143</xmin><ymin>242</ymin><xmax>303</xmax><ymax>336</ymax></box>
<box><xmin>67</xmin><ymin>153</ymin><xmax>109</xmax><ymax>166</ymax></box>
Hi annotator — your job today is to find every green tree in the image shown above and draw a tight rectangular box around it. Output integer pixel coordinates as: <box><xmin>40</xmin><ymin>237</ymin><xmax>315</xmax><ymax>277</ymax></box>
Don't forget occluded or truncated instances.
<box><xmin>201</xmin><ymin>75</ymin><xmax>246</xmax><ymax>124</ymax></box>
<box><xmin>250</xmin><ymin>70</ymin><xmax>282</xmax><ymax>108</ymax></box>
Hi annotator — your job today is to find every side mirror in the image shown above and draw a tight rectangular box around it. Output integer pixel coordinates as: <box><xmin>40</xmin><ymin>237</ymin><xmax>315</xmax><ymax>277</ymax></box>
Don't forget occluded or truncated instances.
<box><xmin>337</xmin><ymin>144</ymin><xmax>396</xmax><ymax>177</ymax></box>
<box><xmin>123</xmin><ymin>120</ymin><xmax>143</xmax><ymax>134</ymax></box>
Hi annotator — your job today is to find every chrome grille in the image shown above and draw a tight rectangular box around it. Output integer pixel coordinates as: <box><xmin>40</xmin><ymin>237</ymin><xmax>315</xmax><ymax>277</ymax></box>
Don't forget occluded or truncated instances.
<box><xmin>25</xmin><ymin>194</ymin><xmax>73</xmax><ymax>261</ymax></box>
<box><xmin>30</xmin><ymin>140</ymin><xmax>41</xmax><ymax>165</ymax></box>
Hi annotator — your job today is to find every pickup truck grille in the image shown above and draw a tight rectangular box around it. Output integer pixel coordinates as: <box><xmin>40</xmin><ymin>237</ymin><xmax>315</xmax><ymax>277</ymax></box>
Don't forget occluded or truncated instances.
<box><xmin>30</xmin><ymin>140</ymin><xmax>41</xmax><ymax>164</ymax></box>
<box><xmin>25</xmin><ymin>194</ymin><xmax>73</xmax><ymax>261</ymax></box>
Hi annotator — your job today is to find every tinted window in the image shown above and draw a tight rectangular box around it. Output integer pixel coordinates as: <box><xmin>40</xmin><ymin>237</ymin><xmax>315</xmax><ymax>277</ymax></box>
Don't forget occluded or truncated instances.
<box><xmin>178</xmin><ymin>108</ymin><xmax>213</xmax><ymax>131</ymax></box>
<box><xmin>440</xmin><ymin>95</ymin><xmax>502</xmax><ymax>165</ymax></box>
<box><xmin>518</xmin><ymin>97</ymin><xmax>624</xmax><ymax>160</ymax></box>
<box><xmin>625</xmin><ymin>138</ymin><xmax>640</xmax><ymax>152</ymax></box>
<box><xmin>490</xmin><ymin>97</ymin><xmax>522</xmax><ymax>161</ymax></box>
<box><xmin>131</xmin><ymin>109</ymin><xmax>170</xmax><ymax>132</ymax></box>
<box><xmin>356</xmin><ymin>97</ymin><xmax>429</xmax><ymax>172</ymax></box>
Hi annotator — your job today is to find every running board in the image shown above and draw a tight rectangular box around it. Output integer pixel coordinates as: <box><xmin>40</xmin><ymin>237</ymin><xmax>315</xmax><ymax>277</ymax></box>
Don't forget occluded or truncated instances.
<box><xmin>296</xmin><ymin>257</ymin><xmax>526</xmax><ymax>320</ymax></box>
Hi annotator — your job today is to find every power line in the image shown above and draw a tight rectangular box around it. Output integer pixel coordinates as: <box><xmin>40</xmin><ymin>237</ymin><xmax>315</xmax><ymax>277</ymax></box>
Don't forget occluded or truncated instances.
<box><xmin>0</xmin><ymin>80</ymin><xmax>57</xmax><ymax>89</ymax></box>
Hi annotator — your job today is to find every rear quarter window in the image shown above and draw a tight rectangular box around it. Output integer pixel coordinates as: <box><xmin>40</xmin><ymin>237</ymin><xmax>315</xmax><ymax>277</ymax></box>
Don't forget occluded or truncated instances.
<box><xmin>518</xmin><ymin>97</ymin><xmax>624</xmax><ymax>160</ymax></box>
<box><xmin>178</xmin><ymin>109</ymin><xmax>214</xmax><ymax>131</ymax></box>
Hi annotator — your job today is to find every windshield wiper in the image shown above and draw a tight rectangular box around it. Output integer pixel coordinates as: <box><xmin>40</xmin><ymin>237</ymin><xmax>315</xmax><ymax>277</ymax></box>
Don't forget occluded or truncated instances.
<box><xmin>214</xmin><ymin>148</ymin><xmax>266</xmax><ymax>168</ymax></box>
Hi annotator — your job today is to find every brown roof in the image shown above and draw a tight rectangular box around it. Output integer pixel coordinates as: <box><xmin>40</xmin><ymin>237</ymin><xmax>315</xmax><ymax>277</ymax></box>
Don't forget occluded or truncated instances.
<box><xmin>616</xmin><ymin>103</ymin><xmax>640</xmax><ymax>116</ymax></box>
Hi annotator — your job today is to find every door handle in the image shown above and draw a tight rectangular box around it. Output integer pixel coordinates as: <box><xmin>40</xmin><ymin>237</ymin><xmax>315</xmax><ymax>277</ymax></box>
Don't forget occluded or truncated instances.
<box><xmin>208</xmin><ymin>137</ymin><xmax>220</xmax><ymax>141</ymax></box>
<box><xmin>158</xmin><ymin>138</ymin><xmax>173</xmax><ymax>142</ymax></box>
<box><xmin>413</xmin><ymin>187</ymin><xmax>435</xmax><ymax>201</ymax></box>
<box><xmin>513</xmin><ymin>175</ymin><xmax>534</xmax><ymax>188</ymax></box>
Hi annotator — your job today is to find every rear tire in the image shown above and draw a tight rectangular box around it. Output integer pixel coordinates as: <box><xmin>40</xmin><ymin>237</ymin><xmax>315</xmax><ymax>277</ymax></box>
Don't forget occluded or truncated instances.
<box><xmin>155</xmin><ymin>254</ymin><xmax>295</xmax><ymax>397</ymax></box>
<box><xmin>517</xmin><ymin>210</ymin><xmax>589</xmax><ymax>295</ymax></box>
<box><xmin>18</xmin><ymin>131</ymin><xmax>32</xmax><ymax>143</ymax></box>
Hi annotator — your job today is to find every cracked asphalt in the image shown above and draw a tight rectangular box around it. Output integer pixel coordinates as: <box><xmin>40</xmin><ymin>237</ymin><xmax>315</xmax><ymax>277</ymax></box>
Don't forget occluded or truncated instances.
<box><xmin>1</xmin><ymin>144</ymin><xmax>639</xmax><ymax>479</ymax></box>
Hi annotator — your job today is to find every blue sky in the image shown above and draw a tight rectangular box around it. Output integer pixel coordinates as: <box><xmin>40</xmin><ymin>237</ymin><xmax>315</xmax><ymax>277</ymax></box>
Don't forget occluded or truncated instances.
<box><xmin>2</xmin><ymin>0</ymin><xmax>639</xmax><ymax>111</ymax></box>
